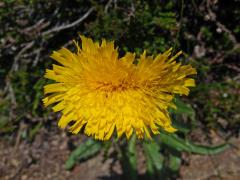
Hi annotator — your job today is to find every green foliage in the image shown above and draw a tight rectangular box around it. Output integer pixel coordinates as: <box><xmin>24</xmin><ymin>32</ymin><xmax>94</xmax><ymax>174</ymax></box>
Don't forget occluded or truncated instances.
<box><xmin>85</xmin><ymin>1</ymin><xmax>176</xmax><ymax>55</ymax></box>
<box><xmin>172</xmin><ymin>99</ymin><xmax>195</xmax><ymax>118</ymax></box>
<box><xmin>28</xmin><ymin>122</ymin><xmax>42</xmax><ymax>141</ymax></box>
<box><xmin>152</xmin><ymin>12</ymin><xmax>177</xmax><ymax>30</ymax></box>
<box><xmin>192</xmin><ymin>81</ymin><xmax>240</xmax><ymax>130</ymax></box>
<box><xmin>167</xmin><ymin>152</ymin><xmax>181</xmax><ymax>173</ymax></box>
<box><xmin>142</xmin><ymin>124</ymin><xmax>228</xmax><ymax>179</ymax></box>
<box><xmin>32</xmin><ymin>78</ymin><xmax>45</xmax><ymax>115</ymax></box>
<box><xmin>143</xmin><ymin>140</ymin><xmax>164</xmax><ymax>178</ymax></box>
<box><xmin>159</xmin><ymin>132</ymin><xmax>229</xmax><ymax>155</ymax></box>
<box><xmin>0</xmin><ymin>90</ymin><xmax>15</xmax><ymax>133</ymax></box>
<box><xmin>121</xmin><ymin>134</ymin><xmax>137</xmax><ymax>180</ymax></box>
<box><xmin>65</xmin><ymin>139</ymin><xmax>102</xmax><ymax>170</ymax></box>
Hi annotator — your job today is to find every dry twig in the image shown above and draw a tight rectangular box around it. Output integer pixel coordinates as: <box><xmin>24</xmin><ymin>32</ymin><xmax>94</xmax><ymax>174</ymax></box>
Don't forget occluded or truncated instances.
<box><xmin>42</xmin><ymin>7</ymin><xmax>95</xmax><ymax>37</ymax></box>
<box><xmin>206</xmin><ymin>0</ymin><xmax>239</xmax><ymax>48</ymax></box>
<box><xmin>10</xmin><ymin>41</ymin><xmax>34</xmax><ymax>72</ymax></box>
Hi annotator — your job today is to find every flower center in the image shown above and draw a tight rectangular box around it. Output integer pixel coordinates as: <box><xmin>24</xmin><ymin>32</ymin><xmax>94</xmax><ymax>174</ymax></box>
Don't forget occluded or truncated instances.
<box><xmin>94</xmin><ymin>80</ymin><xmax>136</xmax><ymax>92</ymax></box>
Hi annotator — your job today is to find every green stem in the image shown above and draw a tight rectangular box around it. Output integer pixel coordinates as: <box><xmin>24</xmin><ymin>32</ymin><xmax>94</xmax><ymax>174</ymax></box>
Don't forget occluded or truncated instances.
<box><xmin>119</xmin><ymin>134</ymin><xmax>137</xmax><ymax>180</ymax></box>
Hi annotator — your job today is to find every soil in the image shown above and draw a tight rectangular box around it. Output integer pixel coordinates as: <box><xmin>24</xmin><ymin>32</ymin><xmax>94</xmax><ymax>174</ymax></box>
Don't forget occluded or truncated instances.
<box><xmin>0</xmin><ymin>127</ymin><xmax>239</xmax><ymax>180</ymax></box>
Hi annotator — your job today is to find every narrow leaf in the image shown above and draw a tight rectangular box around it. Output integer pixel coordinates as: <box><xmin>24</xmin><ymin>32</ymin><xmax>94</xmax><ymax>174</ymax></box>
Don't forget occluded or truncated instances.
<box><xmin>159</xmin><ymin>132</ymin><xmax>229</xmax><ymax>155</ymax></box>
<box><xmin>143</xmin><ymin>140</ymin><xmax>164</xmax><ymax>179</ymax></box>
<box><xmin>65</xmin><ymin>139</ymin><xmax>101</xmax><ymax>170</ymax></box>
<box><xmin>121</xmin><ymin>134</ymin><xmax>137</xmax><ymax>180</ymax></box>
<box><xmin>171</xmin><ymin>98</ymin><xmax>195</xmax><ymax>120</ymax></box>
<box><xmin>168</xmin><ymin>152</ymin><xmax>181</xmax><ymax>172</ymax></box>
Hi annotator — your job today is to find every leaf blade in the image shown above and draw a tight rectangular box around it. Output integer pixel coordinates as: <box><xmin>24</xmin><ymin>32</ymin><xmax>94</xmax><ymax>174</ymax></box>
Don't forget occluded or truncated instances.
<box><xmin>65</xmin><ymin>139</ymin><xmax>101</xmax><ymax>170</ymax></box>
<box><xmin>159</xmin><ymin>132</ymin><xmax>229</xmax><ymax>155</ymax></box>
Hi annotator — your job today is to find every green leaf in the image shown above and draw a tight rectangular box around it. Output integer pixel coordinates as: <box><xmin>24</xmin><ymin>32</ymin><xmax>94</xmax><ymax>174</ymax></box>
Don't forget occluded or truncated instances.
<box><xmin>122</xmin><ymin>134</ymin><xmax>137</xmax><ymax>180</ymax></box>
<box><xmin>152</xmin><ymin>12</ymin><xmax>177</xmax><ymax>30</ymax></box>
<box><xmin>172</xmin><ymin>119</ymin><xmax>191</xmax><ymax>134</ymax></box>
<box><xmin>159</xmin><ymin>132</ymin><xmax>229</xmax><ymax>155</ymax></box>
<box><xmin>32</xmin><ymin>78</ymin><xmax>45</xmax><ymax>115</ymax></box>
<box><xmin>102</xmin><ymin>140</ymin><xmax>112</xmax><ymax>159</ymax></box>
<box><xmin>143</xmin><ymin>140</ymin><xmax>164</xmax><ymax>179</ymax></box>
<box><xmin>128</xmin><ymin>134</ymin><xmax>137</xmax><ymax>170</ymax></box>
<box><xmin>65</xmin><ymin>139</ymin><xmax>101</xmax><ymax>170</ymax></box>
<box><xmin>161</xmin><ymin>150</ymin><xmax>181</xmax><ymax>178</ymax></box>
<box><xmin>172</xmin><ymin>98</ymin><xmax>195</xmax><ymax>119</ymax></box>
<box><xmin>0</xmin><ymin>116</ymin><xmax>8</xmax><ymax>129</ymax></box>
<box><xmin>170</xmin><ymin>98</ymin><xmax>196</xmax><ymax>133</ymax></box>
<box><xmin>143</xmin><ymin>140</ymin><xmax>164</xmax><ymax>171</ymax></box>
<box><xmin>0</xmin><ymin>116</ymin><xmax>15</xmax><ymax>133</ymax></box>
<box><xmin>168</xmin><ymin>152</ymin><xmax>181</xmax><ymax>172</ymax></box>
<box><xmin>29</xmin><ymin>122</ymin><xmax>42</xmax><ymax>140</ymax></box>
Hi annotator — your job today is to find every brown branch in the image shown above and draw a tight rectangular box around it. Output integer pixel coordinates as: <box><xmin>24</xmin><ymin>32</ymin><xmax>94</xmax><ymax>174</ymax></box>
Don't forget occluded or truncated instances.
<box><xmin>42</xmin><ymin>7</ymin><xmax>95</xmax><ymax>37</ymax></box>
<box><xmin>19</xmin><ymin>19</ymin><xmax>50</xmax><ymax>36</ymax></box>
<box><xmin>215</xmin><ymin>22</ymin><xmax>237</xmax><ymax>45</ymax></box>
<box><xmin>105</xmin><ymin>0</ymin><xmax>113</xmax><ymax>13</ymax></box>
<box><xmin>10</xmin><ymin>41</ymin><xmax>34</xmax><ymax>72</ymax></box>
<box><xmin>206</xmin><ymin>0</ymin><xmax>239</xmax><ymax>47</ymax></box>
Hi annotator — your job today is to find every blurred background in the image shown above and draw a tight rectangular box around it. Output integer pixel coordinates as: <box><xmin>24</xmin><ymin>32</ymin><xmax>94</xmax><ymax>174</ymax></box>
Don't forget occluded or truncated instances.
<box><xmin>0</xmin><ymin>0</ymin><xmax>239</xmax><ymax>179</ymax></box>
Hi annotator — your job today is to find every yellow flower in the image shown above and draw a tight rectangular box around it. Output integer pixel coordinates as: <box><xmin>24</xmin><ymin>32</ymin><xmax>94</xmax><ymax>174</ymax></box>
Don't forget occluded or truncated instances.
<box><xmin>43</xmin><ymin>36</ymin><xmax>196</xmax><ymax>140</ymax></box>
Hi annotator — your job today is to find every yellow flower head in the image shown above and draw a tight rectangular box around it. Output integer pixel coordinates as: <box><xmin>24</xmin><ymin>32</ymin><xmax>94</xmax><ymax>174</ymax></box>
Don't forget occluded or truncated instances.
<box><xmin>43</xmin><ymin>36</ymin><xmax>196</xmax><ymax>140</ymax></box>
